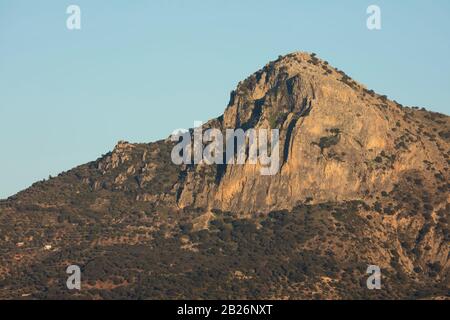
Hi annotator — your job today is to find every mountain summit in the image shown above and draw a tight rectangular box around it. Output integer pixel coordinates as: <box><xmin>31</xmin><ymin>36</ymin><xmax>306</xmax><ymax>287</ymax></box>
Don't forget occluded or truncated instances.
<box><xmin>0</xmin><ymin>52</ymin><xmax>449</xmax><ymax>299</ymax></box>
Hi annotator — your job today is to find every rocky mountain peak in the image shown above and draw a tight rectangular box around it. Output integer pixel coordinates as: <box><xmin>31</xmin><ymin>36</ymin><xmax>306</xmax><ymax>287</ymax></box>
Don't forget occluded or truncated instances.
<box><xmin>223</xmin><ymin>51</ymin><xmax>370</xmax><ymax>131</ymax></box>
<box><xmin>0</xmin><ymin>52</ymin><xmax>448</xmax><ymax>299</ymax></box>
<box><xmin>200</xmin><ymin>52</ymin><xmax>448</xmax><ymax>215</ymax></box>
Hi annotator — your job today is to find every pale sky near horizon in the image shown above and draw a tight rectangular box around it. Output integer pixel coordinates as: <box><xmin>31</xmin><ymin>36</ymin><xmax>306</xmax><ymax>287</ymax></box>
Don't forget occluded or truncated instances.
<box><xmin>1</xmin><ymin>0</ymin><xmax>449</xmax><ymax>198</ymax></box>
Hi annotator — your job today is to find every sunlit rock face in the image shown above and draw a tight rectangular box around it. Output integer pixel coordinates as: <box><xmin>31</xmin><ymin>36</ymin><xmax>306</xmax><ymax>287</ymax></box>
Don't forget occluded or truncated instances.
<box><xmin>174</xmin><ymin>52</ymin><xmax>448</xmax><ymax>217</ymax></box>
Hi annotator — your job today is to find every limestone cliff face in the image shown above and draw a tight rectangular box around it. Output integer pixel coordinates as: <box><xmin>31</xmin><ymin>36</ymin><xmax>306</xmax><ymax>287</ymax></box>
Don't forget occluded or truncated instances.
<box><xmin>174</xmin><ymin>52</ymin><xmax>449</xmax><ymax>215</ymax></box>
<box><xmin>164</xmin><ymin>53</ymin><xmax>449</xmax><ymax>280</ymax></box>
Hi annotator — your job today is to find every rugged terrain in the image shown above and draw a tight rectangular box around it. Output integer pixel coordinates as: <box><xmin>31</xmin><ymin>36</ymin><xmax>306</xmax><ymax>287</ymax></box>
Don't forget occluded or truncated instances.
<box><xmin>0</xmin><ymin>52</ymin><xmax>449</xmax><ymax>299</ymax></box>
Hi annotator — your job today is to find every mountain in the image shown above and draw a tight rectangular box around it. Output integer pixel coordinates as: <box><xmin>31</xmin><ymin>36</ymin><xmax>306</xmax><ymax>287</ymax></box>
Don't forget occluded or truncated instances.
<box><xmin>0</xmin><ymin>52</ymin><xmax>448</xmax><ymax>299</ymax></box>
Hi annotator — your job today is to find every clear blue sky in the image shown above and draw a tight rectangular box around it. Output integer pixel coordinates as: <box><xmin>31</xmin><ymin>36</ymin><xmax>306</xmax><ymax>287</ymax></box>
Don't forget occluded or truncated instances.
<box><xmin>1</xmin><ymin>0</ymin><xmax>449</xmax><ymax>199</ymax></box>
